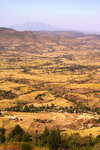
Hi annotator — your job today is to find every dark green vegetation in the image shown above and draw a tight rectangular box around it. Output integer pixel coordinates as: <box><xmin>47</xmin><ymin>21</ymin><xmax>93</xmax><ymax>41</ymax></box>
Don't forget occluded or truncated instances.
<box><xmin>0</xmin><ymin>128</ymin><xmax>5</xmax><ymax>144</ymax></box>
<box><xmin>0</xmin><ymin>89</ymin><xmax>17</xmax><ymax>100</ymax></box>
<box><xmin>7</xmin><ymin>125</ymin><xmax>32</xmax><ymax>142</ymax></box>
<box><xmin>4</xmin><ymin>103</ymin><xmax>100</xmax><ymax>114</ymax></box>
<box><xmin>0</xmin><ymin>125</ymin><xmax>100</xmax><ymax>150</ymax></box>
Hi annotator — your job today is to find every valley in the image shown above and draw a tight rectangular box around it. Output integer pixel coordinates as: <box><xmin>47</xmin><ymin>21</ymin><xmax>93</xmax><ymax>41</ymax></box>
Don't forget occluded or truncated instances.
<box><xmin>0</xmin><ymin>28</ymin><xmax>100</xmax><ymax>137</ymax></box>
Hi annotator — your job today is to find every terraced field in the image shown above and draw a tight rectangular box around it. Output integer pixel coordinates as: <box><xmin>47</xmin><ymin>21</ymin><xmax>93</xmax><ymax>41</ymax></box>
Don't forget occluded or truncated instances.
<box><xmin>0</xmin><ymin>112</ymin><xmax>99</xmax><ymax>137</ymax></box>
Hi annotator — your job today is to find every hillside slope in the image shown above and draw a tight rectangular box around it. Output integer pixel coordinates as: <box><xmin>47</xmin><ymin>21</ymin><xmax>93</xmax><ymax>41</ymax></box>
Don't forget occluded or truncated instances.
<box><xmin>0</xmin><ymin>28</ymin><xmax>100</xmax><ymax>113</ymax></box>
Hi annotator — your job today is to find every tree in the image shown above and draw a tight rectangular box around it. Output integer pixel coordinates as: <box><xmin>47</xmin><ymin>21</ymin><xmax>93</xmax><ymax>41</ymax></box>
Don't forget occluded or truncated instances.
<box><xmin>8</xmin><ymin>125</ymin><xmax>32</xmax><ymax>142</ymax></box>
<box><xmin>22</xmin><ymin>133</ymin><xmax>32</xmax><ymax>142</ymax></box>
<box><xmin>40</xmin><ymin>127</ymin><xmax>50</xmax><ymax>146</ymax></box>
<box><xmin>0</xmin><ymin>128</ymin><xmax>6</xmax><ymax>144</ymax></box>
<box><xmin>23</xmin><ymin>106</ymin><xmax>30</xmax><ymax>112</ymax></box>
<box><xmin>8</xmin><ymin>125</ymin><xmax>25</xmax><ymax>142</ymax></box>
<box><xmin>48</xmin><ymin>128</ymin><xmax>61</xmax><ymax>150</ymax></box>
<box><xmin>94</xmin><ymin>135</ymin><xmax>100</xmax><ymax>145</ymax></box>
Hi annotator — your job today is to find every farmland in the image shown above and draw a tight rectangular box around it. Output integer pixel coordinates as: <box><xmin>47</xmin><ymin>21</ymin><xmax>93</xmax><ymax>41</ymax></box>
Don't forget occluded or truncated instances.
<box><xmin>0</xmin><ymin>28</ymin><xmax>100</xmax><ymax>137</ymax></box>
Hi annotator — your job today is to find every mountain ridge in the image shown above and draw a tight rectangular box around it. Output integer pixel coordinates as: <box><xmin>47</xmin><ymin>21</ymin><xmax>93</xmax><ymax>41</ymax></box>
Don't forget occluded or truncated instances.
<box><xmin>7</xmin><ymin>22</ymin><xmax>59</xmax><ymax>31</ymax></box>
<box><xmin>0</xmin><ymin>27</ymin><xmax>85</xmax><ymax>42</ymax></box>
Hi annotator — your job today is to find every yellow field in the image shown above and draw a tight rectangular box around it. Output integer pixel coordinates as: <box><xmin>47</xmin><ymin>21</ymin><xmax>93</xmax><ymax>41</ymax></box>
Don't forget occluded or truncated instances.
<box><xmin>0</xmin><ymin>30</ymin><xmax>100</xmax><ymax>137</ymax></box>
<box><xmin>65</xmin><ymin>126</ymin><xmax>100</xmax><ymax>137</ymax></box>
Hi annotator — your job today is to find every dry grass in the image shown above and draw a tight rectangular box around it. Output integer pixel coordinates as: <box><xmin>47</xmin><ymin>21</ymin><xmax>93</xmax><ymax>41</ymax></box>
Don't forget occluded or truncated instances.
<box><xmin>65</xmin><ymin>126</ymin><xmax>100</xmax><ymax>137</ymax></box>
<box><xmin>0</xmin><ymin>31</ymin><xmax>100</xmax><ymax>136</ymax></box>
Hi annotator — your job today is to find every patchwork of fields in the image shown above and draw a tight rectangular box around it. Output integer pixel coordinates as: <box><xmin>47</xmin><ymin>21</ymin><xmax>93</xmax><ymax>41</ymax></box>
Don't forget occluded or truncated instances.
<box><xmin>0</xmin><ymin>28</ymin><xmax>100</xmax><ymax>136</ymax></box>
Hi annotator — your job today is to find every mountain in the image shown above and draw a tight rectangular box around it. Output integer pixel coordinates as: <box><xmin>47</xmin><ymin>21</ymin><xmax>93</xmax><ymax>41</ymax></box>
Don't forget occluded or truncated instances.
<box><xmin>0</xmin><ymin>27</ymin><xmax>85</xmax><ymax>43</ymax></box>
<box><xmin>7</xmin><ymin>22</ymin><xmax>59</xmax><ymax>31</ymax></box>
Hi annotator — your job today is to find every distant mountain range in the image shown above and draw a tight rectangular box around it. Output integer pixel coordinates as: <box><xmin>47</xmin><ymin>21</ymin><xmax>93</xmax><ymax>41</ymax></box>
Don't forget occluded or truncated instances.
<box><xmin>0</xmin><ymin>27</ymin><xmax>86</xmax><ymax>43</ymax></box>
<box><xmin>7</xmin><ymin>22</ymin><xmax>59</xmax><ymax>31</ymax></box>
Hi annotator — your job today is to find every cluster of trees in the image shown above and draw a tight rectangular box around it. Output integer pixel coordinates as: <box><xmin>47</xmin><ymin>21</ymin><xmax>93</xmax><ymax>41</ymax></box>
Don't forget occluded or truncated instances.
<box><xmin>93</xmin><ymin>107</ymin><xmax>100</xmax><ymax>115</ymax></box>
<box><xmin>5</xmin><ymin>103</ymin><xmax>93</xmax><ymax>114</ymax></box>
<box><xmin>0</xmin><ymin>125</ymin><xmax>32</xmax><ymax>150</ymax></box>
<box><xmin>0</xmin><ymin>125</ymin><xmax>100</xmax><ymax>150</ymax></box>
<box><xmin>5</xmin><ymin>104</ymin><xmax>55</xmax><ymax>112</ymax></box>
<box><xmin>7</xmin><ymin>77</ymin><xmax>29</xmax><ymax>84</ymax></box>
<box><xmin>34</xmin><ymin>118</ymin><xmax>52</xmax><ymax>123</ymax></box>
<box><xmin>0</xmin><ymin>89</ymin><xmax>17</xmax><ymax>100</ymax></box>
<box><xmin>5</xmin><ymin>104</ymin><xmax>100</xmax><ymax>117</ymax></box>
<box><xmin>33</xmin><ymin>127</ymin><xmax>61</xmax><ymax>150</ymax></box>
<box><xmin>56</xmin><ymin>64</ymin><xmax>96</xmax><ymax>72</ymax></box>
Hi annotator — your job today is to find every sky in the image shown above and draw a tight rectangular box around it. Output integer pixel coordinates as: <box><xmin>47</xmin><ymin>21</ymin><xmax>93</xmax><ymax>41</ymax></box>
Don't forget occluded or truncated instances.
<box><xmin>0</xmin><ymin>0</ymin><xmax>100</xmax><ymax>32</ymax></box>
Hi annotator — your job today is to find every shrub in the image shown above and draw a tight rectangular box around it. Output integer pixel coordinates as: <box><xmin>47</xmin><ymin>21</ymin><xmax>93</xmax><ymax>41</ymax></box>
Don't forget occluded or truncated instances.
<box><xmin>8</xmin><ymin>125</ymin><xmax>32</xmax><ymax>142</ymax></box>
<box><xmin>20</xmin><ymin>142</ymin><xmax>31</xmax><ymax>150</ymax></box>
<box><xmin>40</xmin><ymin>127</ymin><xmax>50</xmax><ymax>146</ymax></box>
<box><xmin>48</xmin><ymin>128</ymin><xmax>61</xmax><ymax>150</ymax></box>
<box><xmin>0</xmin><ymin>128</ymin><xmax>6</xmax><ymax>144</ymax></box>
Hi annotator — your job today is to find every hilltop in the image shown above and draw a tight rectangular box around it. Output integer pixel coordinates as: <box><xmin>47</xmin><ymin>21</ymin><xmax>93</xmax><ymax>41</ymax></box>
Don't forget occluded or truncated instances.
<box><xmin>7</xmin><ymin>22</ymin><xmax>58</xmax><ymax>31</ymax></box>
<box><xmin>0</xmin><ymin>27</ymin><xmax>84</xmax><ymax>42</ymax></box>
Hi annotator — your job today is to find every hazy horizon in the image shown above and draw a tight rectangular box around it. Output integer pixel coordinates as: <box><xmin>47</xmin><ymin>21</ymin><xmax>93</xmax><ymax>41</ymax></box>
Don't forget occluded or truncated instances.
<box><xmin>0</xmin><ymin>0</ymin><xmax>100</xmax><ymax>32</ymax></box>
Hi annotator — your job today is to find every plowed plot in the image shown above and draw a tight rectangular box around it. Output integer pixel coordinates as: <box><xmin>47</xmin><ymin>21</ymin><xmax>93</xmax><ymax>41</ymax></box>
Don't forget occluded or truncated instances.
<box><xmin>3</xmin><ymin>112</ymin><xmax>94</xmax><ymax>133</ymax></box>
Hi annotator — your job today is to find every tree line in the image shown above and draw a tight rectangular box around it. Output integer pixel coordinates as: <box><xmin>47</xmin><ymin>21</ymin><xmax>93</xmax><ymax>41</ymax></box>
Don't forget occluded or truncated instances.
<box><xmin>0</xmin><ymin>125</ymin><xmax>100</xmax><ymax>150</ymax></box>
<box><xmin>5</xmin><ymin>103</ymin><xmax>100</xmax><ymax>114</ymax></box>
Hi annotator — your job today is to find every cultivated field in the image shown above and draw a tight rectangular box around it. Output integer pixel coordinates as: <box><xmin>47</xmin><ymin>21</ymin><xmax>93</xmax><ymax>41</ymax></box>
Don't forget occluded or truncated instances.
<box><xmin>0</xmin><ymin>111</ymin><xmax>100</xmax><ymax>137</ymax></box>
<box><xmin>0</xmin><ymin>28</ymin><xmax>100</xmax><ymax>136</ymax></box>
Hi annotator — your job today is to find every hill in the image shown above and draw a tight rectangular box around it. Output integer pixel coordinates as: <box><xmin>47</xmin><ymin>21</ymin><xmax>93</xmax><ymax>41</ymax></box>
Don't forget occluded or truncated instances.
<box><xmin>7</xmin><ymin>22</ymin><xmax>58</xmax><ymax>31</ymax></box>
<box><xmin>0</xmin><ymin>27</ymin><xmax>85</xmax><ymax>42</ymax></box>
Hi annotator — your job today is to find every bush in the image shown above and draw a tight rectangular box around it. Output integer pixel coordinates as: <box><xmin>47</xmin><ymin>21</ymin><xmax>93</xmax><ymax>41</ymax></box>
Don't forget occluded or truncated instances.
<box><xmin>8</xmin><ymin>125</ymin><xmax>32</xmax><ymax>142</ymax></box>
<box><xmin>93</xmin><ymin>142</ymin><xmax>100</xmax><ymax>150</ymax></box>
<box><xmin>23</xmin><ymin>133</ymin><xmax>32</xmax><ymax>142</ymax></box>
<box><xmin>0</xmin><ymin>128</ymin><xmax>6</xmax><ymax>144</ymax></box>
<box><xmin>48</xmin><ymin>128</ymin><xmax>61</xmax><ymax>150</ymax></box>
<box><xmin>8</xmin><ymin>125</ymin><xmax>25</xmax><ymax>142</ymax></box>
<box><xmin>20</xmin><ymin>142</ymin><xmax>31</xmax><ymax>150</ymax></box>
<box><xmin>40</xmin><ymin>127</ymin><xmax>50</xmax><ymax>146</ymax></box>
